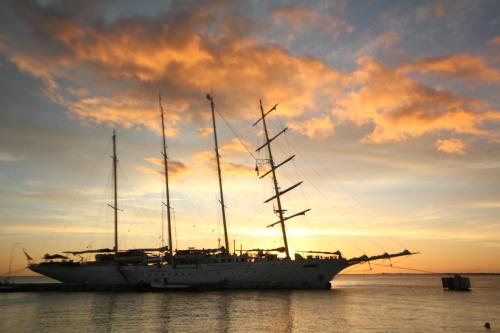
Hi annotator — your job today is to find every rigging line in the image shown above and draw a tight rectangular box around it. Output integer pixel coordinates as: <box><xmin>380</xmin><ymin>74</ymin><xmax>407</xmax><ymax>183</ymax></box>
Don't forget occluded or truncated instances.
<box><xmin>160</xmin><ymin>160</ymin><xmax>168</xmax><ymax>249</ymax></box>
<box><xmin>180</xmin><ymin>189</ymin><xmax>207</xmax><ymax>232</ymax></box>
<box><xmin>256</xmin><ymin>109</ymin><xmax>380</xmax><ymax>254</ymax></box>
<box><xmin>276</xmin><ymin>113</ymin><xmax>388</xmax><ymax>250</ymax></box>
<box><xmin>341</xmin><ymin>268</ymin><xmax>373</xmax><ymax>273</ymax></box>
<box><xmin>214</xmin><ymin>108</ymin><xmax>258</xmax><ymax>161</ymax></box>
<box><xmin>83</xmin><ymin>162</ymin><xmax>114</xmax><ymax>251</ymax></box>
<box><xmin>340</xmin><ymin>264</ymin><xmax>374</xmax><ymax>273</ymax></box>
<box><xmin>235</xmin><ymin>182</ymin><xmax>266</xmax><ymax>230</ymax></box>
<box><xmin>0</xmin><ymin>266</ymin><xmax>28</xmax><ymax>276</ymax></box>
<box><xmin>235</xmin><ymin>163</ymin><xmax>270</xmax><ymax>228</ymax></box>
<box><xmin>286</xmin><ymin>134</ymin><xmax>407</xmax><ymax>249</ymax></box>
<box><xmin>117</xmin><ymin>163</ymin><xmax>159</xmax><ymax>223</ymax></box>
<box><xmin>178</xmin><ymin>190</ymin><xmax>214</xmax><ymax>245</ymax></box>
<box><xmin>173</xmin><ymin>207</ymin><xmax>178</xmax><ymax>251</ymax></box>
<box><xmin>280</xmin><ymin>133</ymin><xmax>397</xmax><ymax>252</ymax></box>
<box><xmin>265</xmin><ymin>112</ymin><xmax>386</xmax><ymax>254</ymax></box>
<box><xmin>161</xmin><ymin>199</ymin><xmax>164</xmax><ymax>248</ymax></box>
<box><xmin>268</xmin><ymin>134</ymin><xmax>333</xmax><ymax>252</ymax></box>
<box><xmin>37</xmin><ymin>139</ymin><xmax>112</xmax><ymax>254</ymax></box>
<box><xmin>79</xmin><ymin>139</ymin><xmax>114</xmax><ymax>251</ymax></box>
<box><xmin>275</xmin><ymin>131</ymin><xmax>375</xmax><ymax>254</ymax></box>
<box><xmin>287</xmin><ymin>160</ymin><xmax>368</xmax><ymax>254</ymax></box>
<box><xmin>116</xmin><ymin>163</ymin><xmax>160</xmax><ymax>247</ymax></box>
<box><xmin>370</xmin><ymin>262</ymin><xmax>436</xmax><ymax>274</ymax></box>
<box><xmin>285</xmin><ymin>149</ymin><xmax>388</xmax><ymax>253</ymax></box>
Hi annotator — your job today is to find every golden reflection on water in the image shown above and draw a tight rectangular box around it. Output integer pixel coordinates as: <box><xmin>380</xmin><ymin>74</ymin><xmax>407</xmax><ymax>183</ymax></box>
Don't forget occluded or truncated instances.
<box><xmin>1</xmin><ymin>275</ymin><xmax>500</xmax><ymax>332</ymax></box>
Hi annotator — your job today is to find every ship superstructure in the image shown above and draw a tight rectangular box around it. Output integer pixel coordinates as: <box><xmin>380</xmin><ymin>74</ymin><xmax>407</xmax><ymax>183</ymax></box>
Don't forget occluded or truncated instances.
<box><xmin>28</xmin><ymin>95</ymin><xmax>416</xmax><ymax>289</ymax></box>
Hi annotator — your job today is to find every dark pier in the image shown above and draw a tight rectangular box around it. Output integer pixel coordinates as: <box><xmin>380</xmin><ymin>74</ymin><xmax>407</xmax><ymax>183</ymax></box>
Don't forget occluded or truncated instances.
<box><xmin>0</xmin><ymin>283</ymin><xmax>145</xmax><ymax>292</ymax></box>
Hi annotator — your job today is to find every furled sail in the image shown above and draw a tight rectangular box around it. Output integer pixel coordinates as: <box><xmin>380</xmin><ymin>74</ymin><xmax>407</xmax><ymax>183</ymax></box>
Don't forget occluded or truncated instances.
<box><xmin>349</xmin><ymin>249</ymin><xmax>416</xmax><ymax>264</ymax></box>
<box><xmin>43</xmin><ymin>254</ymin><xmax>68</xmax><ymax>260</ymax></box>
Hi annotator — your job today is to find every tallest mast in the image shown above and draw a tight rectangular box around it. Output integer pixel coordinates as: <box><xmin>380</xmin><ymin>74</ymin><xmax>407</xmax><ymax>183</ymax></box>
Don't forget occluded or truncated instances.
<box><xmin>206</xmin><ymin>94</ymin><xmax>230</xmax><ymax>253</ymax></box>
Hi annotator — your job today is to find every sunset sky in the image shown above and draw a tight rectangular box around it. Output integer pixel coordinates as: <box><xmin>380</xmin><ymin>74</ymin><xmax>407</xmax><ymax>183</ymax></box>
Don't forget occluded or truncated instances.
<box><xmin>1</xmin><ymin>0</ymin><xmax>499</xmax><ymax>275</ymax></box>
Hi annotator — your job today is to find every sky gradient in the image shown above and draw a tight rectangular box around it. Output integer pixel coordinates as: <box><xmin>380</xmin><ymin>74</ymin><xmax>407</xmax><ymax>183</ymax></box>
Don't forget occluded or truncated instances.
<box><xmin>1</xmin><ymin>0</ymin><xmax>500</xmax><ymax>275</ymax></box>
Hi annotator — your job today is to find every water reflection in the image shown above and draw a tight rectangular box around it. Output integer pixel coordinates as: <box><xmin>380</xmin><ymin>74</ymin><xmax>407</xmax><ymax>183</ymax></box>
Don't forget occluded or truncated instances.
<box><xmin>2</xmin><ymin>276</ymin><xmax>499</xmax><ymax>333</ymax></box>
<box><xmin>89</xmin><ymin>293</ymin><xmax>116</xmax><ymax>332</ymax></box>
<box><xmin>155</xmin><ymin>293</ymin><xmax>174</xmax><ymax>332</ymax></box>
<box><xmin>149</xmin><ymin>291</ymin><xmax>294</xmax><ymax>332</ymax></box>
<box><xmin>215</xmin><ymin>292</ymin><xmax>231</xmax><ymax>333</ymax></box>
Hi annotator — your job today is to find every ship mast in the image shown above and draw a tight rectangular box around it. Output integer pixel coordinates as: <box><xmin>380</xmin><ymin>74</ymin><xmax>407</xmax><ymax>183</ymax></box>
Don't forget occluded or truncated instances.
<box><xmin>206</xmin><ymin>94</ymin><xmax>230</xmax><ymax>253</ymax></box>
<box><xmin>111</xmin><ymin>129</ymin><xmax>119</xmax><ymax>255</ymax></box>
<box><xmin>254</xmin><ymin>100</ymin><xmax>310</xmax><ymax>259</ymax></box>
<box><xmin>159</xmin><ymin>94</ymin><xmax>174</xmax><ymax>259</ymax></box>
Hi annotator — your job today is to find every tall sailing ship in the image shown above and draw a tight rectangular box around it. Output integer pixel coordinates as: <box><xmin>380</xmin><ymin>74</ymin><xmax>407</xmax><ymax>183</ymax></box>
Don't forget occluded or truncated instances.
<box><xmin>28</xmin><ymin>95</ymin><xmax>415</xmax><ymax>289</ymax></box>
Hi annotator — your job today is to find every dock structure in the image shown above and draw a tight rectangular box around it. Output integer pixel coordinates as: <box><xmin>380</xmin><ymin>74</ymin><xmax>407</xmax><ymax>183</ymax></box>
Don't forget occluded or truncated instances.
<box><xmin>0</xmin><ymin>283</ymin><xmax>141</xmax><ymax>292</ymax></box>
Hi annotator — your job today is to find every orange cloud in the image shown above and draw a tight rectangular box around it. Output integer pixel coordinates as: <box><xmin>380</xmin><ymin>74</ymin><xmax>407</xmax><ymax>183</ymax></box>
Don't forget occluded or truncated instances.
<box><xmin>0</xmin><ymin>0</ymin><xmax>345</xmax><ymax>131</ymax></box>
<box><xmin>221</xmin><ymin>162</ymin><xmax>255</xmax><ymax>175</ymax></box>
<box><xmin>289</xmin><ymin>115</ymin><xmax>334</xmax><ymax>139</ymax></box>
<box><xmin>220</xmin><ymin>138</ymin><xmax>250</xmax><ymax>154</ymax></box>
<box><xmin>197</xmin><ymin>127</ymin><xmax>213</xmax><ymax>137</ymax></box>
<box><xmin>356</xmin><ymin>30</ymin><xmax>399</xmax><ymax>57</ymax></box>
<box><xmin>198</xmin><ymin>139</ymin><xmax>253</xmax><ymax>171</ymax></box>
<box><xmin>192</xmin><ymin>150</ymin><xmax>213</xmax><ymax>165</ymax></box>
<box><xmin>136</xmin><ymin>165</ymin><xmax>162</xmax><ymax>177</ymax></box>
<box><xmin>404</xmin><ymin>54</ymin><xmax>500</xmax><ymax>83</ymax></box>
<box><xmin>433</xmin><ymin>2</ymin><xmax>446</xmax><ymax>18</ymax></box>
<box><xmin>273</xmin><ymin>6</ymin><xmax>350</xmax><ymax>40</ymax></box>
<box><xmin>138</xmin><ymin>157</ymin><xmax>189</xmax><ymax>177</ymax></box>
<box><xmin>54</xmin><ymin>21</ymin><xmax>213</xmax><ymax>83</ymax></box>
<box><xmin>435</xmin><ymin>138</ymin><xmax>466</xmax><ymax>155</ymax></box>
<box><xmin>487</xmin><ymin>36</ymin><xmax>500</xmax><ymax>46</ymax></box>
<box><xmin>0</xmin><ymin>1</ymin><xmax>498</xmax><ymax>152</ymax></box>
<box><xmin>0</xmin><ymin>151</ymin><xmax>23</xmax><ymax>162</ymax></box>
<box><xmin>69</xmin><ymin>96</ymin><xmax>179</xmax><ymax>135</ymax></box>
<box><xmin>335</xmin><ymin>57</ymin><xmax>497</xmax><ymax>143</ymax></box>
<box><xmin>192</xmin><ymin>146</ymin><xmax>254</xmax><ymax>176</ymax></box>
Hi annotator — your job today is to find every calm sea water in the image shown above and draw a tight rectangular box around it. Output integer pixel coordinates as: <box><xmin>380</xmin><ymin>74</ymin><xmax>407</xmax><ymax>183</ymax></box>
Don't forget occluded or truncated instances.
<box><xmin>1</xmin><ymin>275</ymin><xmax>499</xmax><ymax>333</ymax></box>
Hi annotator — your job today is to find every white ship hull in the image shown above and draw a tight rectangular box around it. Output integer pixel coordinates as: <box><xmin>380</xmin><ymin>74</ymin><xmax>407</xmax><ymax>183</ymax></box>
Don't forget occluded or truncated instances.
<box><xmin>29</xmin><ymin>258</ymin><xmax>352</xmax><ymax>290</ymax></box>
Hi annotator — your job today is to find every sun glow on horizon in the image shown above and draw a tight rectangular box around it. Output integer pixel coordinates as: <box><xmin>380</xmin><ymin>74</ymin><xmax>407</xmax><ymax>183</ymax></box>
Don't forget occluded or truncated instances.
<box><xmin>1</xmin><ymin>0</ymin><xmax>499</xmax><ymax>276</ymax></box>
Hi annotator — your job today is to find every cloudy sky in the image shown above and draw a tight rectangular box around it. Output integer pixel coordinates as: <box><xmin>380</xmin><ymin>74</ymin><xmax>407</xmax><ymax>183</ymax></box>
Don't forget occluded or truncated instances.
<box><xmin>1</xmin><ymin>0</ymin><xmax>499</xmax><ymax>275</ymax></box>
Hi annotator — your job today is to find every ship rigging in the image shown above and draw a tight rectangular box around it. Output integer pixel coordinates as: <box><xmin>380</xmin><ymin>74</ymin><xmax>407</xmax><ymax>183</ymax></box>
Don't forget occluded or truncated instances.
<box><xmin>27</xmin><ymin>94</ymin><xmax>417</xmax><ymax>289</ymax></box>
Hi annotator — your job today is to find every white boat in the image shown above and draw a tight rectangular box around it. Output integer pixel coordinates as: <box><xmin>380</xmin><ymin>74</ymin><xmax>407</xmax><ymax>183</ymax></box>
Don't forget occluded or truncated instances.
<box><xmin>28</xmin><ymin>94</ymin><xmax>415</xmax><ymax>289</ymax></box>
